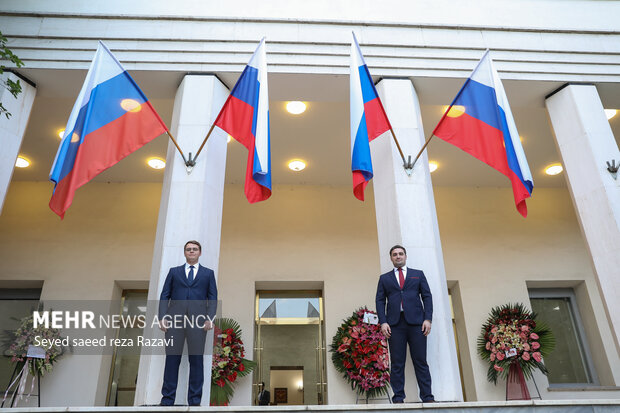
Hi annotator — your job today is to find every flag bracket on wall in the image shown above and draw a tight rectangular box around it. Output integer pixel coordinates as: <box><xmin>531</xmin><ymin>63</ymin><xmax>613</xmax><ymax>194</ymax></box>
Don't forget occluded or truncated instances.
<box><xmin>607</xmin><ymin>159</ymin><xmax>619</xmax><ymax>180</ymax></box>
<box><xmin>403</xmin><ymin>155</ymin><xmax>414</xmax><ymax>176</ymax></box>
<box><xmin>185</xmin><ymin>152</ymin><xmax>195</xmax><ymax>174</ymax></box>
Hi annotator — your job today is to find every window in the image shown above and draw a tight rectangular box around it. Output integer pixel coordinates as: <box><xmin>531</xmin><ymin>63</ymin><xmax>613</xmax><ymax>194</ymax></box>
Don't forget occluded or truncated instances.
<box><xmin>528</xmin><ymin>289</ymin><xmax>597</xmax><ymax>386</ymax></box>
<box><xmin>0</xmin><ymin>288</ymin><xmax>42</xmax><ymax>396</ymax></box>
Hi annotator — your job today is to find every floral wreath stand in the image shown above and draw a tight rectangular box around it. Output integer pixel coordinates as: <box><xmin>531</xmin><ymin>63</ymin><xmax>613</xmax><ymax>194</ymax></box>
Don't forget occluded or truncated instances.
<box><xmin>354</xmin><ymin>387</ymin><xmax>393</xmax><ymax>404</ymax></box>
<box><xmin>505</xmin><ymin>361</ymin><xmax>541</xmax><ymax>401</ymax></box>
<box><xmin>478</xmin><ymin>303</ymin><xmax>554</xmax><ymax>402</ymax></box>
<box><xmin>1</xmin><ymin>358</ymin><xmax>42</xmax><ymax>408</ymax></box>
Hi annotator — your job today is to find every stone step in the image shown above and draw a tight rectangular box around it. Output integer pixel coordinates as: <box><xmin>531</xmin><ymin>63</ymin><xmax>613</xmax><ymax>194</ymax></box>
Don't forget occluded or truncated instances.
<box><xmin>4</xmin><ymin>400</ymin><xmax>620</xmax><ymax>413</ymax></box>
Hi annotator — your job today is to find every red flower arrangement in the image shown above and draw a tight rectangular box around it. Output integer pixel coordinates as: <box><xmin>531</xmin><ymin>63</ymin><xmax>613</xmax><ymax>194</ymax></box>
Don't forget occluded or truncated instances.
<box><xmin>478</xmin><ymin>303</ymin><xmax>554</xmax><ymax>384</ymax></box>
<box><xmin>330</xmin><ymin>307</ymin><xmax>390</xmax><ymax>399</ymax></box>
<box><xmin>210</xmin><ymin>318</ymin><xmax>255</xmax><ymax>406</ymax></box>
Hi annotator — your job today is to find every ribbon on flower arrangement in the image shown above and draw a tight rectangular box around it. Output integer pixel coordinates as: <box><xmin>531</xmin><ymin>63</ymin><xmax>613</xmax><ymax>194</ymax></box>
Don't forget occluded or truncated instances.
<box><xmin>2</xmin><ymin>360</ymin><xmax>35</xmax><ymax>407</ymax></box>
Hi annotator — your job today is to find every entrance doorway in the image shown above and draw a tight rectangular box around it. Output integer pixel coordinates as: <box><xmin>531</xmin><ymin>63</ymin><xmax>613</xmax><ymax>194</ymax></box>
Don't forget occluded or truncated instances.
<box><xmin>106</xmin><ymin>290</ymin><xmax>147</xmax><ymax>406</ymax></box>
<box><xmin>253</xmin><ymin>290</ymin><xmax>326</xmax><ymax>405</ymax></box>
<box><xmin>270</xmin><ymin>367</ymin><xmax>303</xmax><ymax>405</ymax></box>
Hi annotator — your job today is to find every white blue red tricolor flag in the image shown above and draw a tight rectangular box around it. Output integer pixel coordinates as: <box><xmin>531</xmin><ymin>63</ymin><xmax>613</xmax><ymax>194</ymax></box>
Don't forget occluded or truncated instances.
<box><xmin>214</xmin><ymin>38</ymin><xmax>271</xmax><ymax>203</ymax></box>
<box><xmin>49</xmin><ymin>41</ymin><xmax>168</xmax><ymax>218</ymax></box>
<box><xmin>350</xmin><ymin>33</ymin><xmax>392</xmax><ymax>201</ymax></box>
<box><xmin>433</xmin><ymin>50</ymin><xmax>533</xmax><ymax>217</ymax></box>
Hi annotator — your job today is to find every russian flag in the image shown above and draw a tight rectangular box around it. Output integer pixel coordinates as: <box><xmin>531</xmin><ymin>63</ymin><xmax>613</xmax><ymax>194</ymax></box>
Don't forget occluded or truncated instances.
<box><xmin>49</xmin><ymin>41</ymin><xmax>168</xmax><ymax>218</ymax></box>
<box><xmin>214</xmin><ymin>39</ymin><xmax>271</xmax><ymax>203</ymax></box>
<box><xmin>433</xmin><ymin>51</ymin><xmax>534</xmax><ymax>217</ymax></box>
<box><xmin>350</xmin><ymin>33</ymin><xmax>392</xmax><ymax>201</ymax></box>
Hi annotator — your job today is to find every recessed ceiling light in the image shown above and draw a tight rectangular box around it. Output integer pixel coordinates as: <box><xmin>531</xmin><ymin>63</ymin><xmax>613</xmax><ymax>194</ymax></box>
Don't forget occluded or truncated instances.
<box><xmin>121</xmin><ymin>99</ymin><xmax>142</xmax><ymax>112</ymax></box>
<box><xmin>429</xmin><ymin>161</ymin><xmax>438</xmax><ymax>173</ymax></box>
<box><xmin>288</xmin><ymin>159</ymin><xmax>306</xmax><ymax>171</ymax></box>
<box><xmin>286</xmin><ymin>101</ymin><xmax>306</xmax><ymax>115</ymax></box>
<box><xmin>442</xmin><ymin>105</ymin><xmax>466</xmax><ymax>118</ymax></box>
<box><xmin>605</xmin><ymin>109</ymin><xmax>617</xmax><ymax>120</ymax></box>
<box><xmin>545</xmin><ymin>163</ymin><xmax>563</xmax><ymax>176</ymax></box>
<box><xmin>147</xmin><ymin>157</ymin><xmax>165</xmax><ymax>169</ymax></box>
<box><xmin>15</xmin><ymin>156</ymin><xmax>30</xmax><ymax>168</ymax></box>
<box><xmin>58</xmin><ymin>128</ymin><xmax>80</xmax><ymax>142</ymax></box>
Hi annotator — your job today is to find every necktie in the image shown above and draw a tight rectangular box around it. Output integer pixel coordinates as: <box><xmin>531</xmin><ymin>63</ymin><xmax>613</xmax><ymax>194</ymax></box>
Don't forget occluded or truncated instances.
<box><xmin>398</xmin><ymin>267</ymin><xmax>405</xmax><ymax>289</ymax></box>
<box><xmin>188</xmin><ymin>265</ymin><xmax>195</xmax><ymax>283</ymax></box>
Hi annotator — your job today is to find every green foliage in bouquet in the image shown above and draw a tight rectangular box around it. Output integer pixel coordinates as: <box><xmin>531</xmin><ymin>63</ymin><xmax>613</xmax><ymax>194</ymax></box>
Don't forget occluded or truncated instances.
<box><xmin>477</xmin><ymin>303</ymin><xmax>555</xmax><ymax>384</ymax></box>
<box><xmin>210</xmin><ymin>317</ymin><xmax>256</xmax><ymax>406</ymax></box>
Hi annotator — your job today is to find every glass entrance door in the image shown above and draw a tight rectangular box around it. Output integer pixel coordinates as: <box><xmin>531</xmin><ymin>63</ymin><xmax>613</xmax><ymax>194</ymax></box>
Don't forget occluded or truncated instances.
<box><xmin>253</xmin><ymin>290</ymin><xmax>326</xmax><ymax>406</ymax></box>
<box><xmin>106</xmin><ymin>290</ymin><xmax>147</xmax><ymax>406</ymax></box>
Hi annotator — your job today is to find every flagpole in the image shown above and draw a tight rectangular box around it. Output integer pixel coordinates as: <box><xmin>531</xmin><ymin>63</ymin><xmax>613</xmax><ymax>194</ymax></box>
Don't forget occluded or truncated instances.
<box><xmin>410</xmin><ymin>133</ymin><xmax>436</xmax><ymax>170</ymax></box>
<box><xmin>165</xmin><ymin>130</ymin><xmax>189</xmax><ymax>165</ymax></box>
<box><xmin>191</xmin><ymin>123</ymin><xmax>217</xmax><ymax>165</ymax></box>
<box><xmin>408</xmin><ymin>102</ymin><xmax>455</xmax><ymax>171</ymax></box>
<box><xmin>388</xmin><ymin>127</ymin><xmax>409</xmax><ymax>167</ymax></box>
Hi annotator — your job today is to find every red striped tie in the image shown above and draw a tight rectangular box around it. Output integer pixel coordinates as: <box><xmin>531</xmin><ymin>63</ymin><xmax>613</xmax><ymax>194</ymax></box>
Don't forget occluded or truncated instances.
<box><xmin>398</xmin><ymin>268</ymin><xmax>405</xmax><ymax>289</ymax></box>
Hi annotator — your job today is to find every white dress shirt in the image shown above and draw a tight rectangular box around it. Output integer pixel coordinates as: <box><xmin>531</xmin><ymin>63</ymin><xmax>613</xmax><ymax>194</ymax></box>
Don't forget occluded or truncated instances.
<box><xmin>393</xmin><ymin>266</ymin><xmax>407</xmax><ymax>286</ymax></box>
<box><xmin>185</xmin><ymin>263</ymin><xmax>199</xmax><ymax>279</ymax></box>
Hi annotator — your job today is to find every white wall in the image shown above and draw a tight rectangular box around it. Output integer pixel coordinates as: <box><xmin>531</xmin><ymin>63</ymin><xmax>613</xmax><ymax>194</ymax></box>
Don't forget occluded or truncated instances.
<box><xmin>0</xmin><ymin>181</ymin><xmax>618</xmax><ymax>405</ymax></box>
<box><xmin>1</xmin><ymin>1</ymin><xmax>619</xmax><ymax>81</ymax></box>
<box><xmin>0</xmin><ymin>182</ymin><xmax>160</xmax><ymax>406</ymax></box>
<box><xmin>3</xmin><ymin>0</ymin><xmax>619</xmax><ymax>30</ymax></box>
<box><xmin>435</xmin><ymin>187</ymin><xmax>620</xmax><ymax>400</ymax></box>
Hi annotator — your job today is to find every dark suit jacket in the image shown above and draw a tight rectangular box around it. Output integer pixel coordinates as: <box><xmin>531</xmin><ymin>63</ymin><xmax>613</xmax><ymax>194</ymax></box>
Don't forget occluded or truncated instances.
<box><xmin>375</xmin><ymin>267</ymin><xmax>432</xmax><ymax>326</ymax></box>
<box><xmin>158</xmin><ymin>264</ymin><xmax>218</xmax><ymax>321</ymax></box>
<box><xmin>258</xmin><ymin>389</ymin><xmax>270</xmax><ymax>405</ymax></box>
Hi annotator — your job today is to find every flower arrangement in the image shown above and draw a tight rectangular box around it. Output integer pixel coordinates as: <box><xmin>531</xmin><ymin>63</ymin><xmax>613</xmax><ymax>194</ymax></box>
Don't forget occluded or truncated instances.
<box><xmin>6</xmin><ymin>313</ymin><xmax>65</xmax><ymax>377</ymax></box>
<box><xmin>330</xmin><ymin>307</ymin><xmax>390</xmax><ymax>399</ymax></box>
<box><xmin>477</xmin><ymin>303</ymin><xmax>555</xmax><ymax>384</ymax></box>
<box><xmin>210</xmin><ymin>318</ymin><xmax>256</xmax><ymax>406</ymax></box>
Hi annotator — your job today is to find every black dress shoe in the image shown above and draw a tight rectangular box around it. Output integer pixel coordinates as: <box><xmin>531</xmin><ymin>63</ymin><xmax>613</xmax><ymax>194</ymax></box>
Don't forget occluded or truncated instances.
<box><xmin>423</xmin><ymin>399</ymin><xmax>436</xmax><ymax>403</ymax></box>
<box><xmin>393</xmin><ymin>399</ymin><xmax>404</xmax><ymax>403</ymax></box>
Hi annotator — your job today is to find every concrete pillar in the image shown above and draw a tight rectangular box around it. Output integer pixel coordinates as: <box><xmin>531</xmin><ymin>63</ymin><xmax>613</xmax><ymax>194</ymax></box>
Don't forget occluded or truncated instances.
<box><xmin>0</xmin><ymin>72</ymin><xmax>35</xmax><ymax>214</ymax></box>
<box><xmin>135</xmin><ymin>75</ymin><xmax>229</xmax><ymax>406</ymax></box>
<box><xmin>545</xmin><ymin>84</ymin><xmax>620</xmax><ymax>353</ymax></box>
<box><xmin>372</xmin><ymin>78</ymin><xmax>462</xmax><ymax>402</ymax></box>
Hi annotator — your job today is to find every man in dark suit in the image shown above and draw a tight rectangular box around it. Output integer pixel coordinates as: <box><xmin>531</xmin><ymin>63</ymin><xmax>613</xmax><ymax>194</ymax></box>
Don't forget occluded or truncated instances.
<box><xmin>158</xmin><ymin>240</ymin><xmax>218</xmax><ymax>406</ymax></box>
<box><xmin>257</xmin><ymin>381</ymin><xmax>270</xmax><ymax>406</ymax></box>
<box><xmin>375</xmin><ymin>245</ymin><xmax>434</xmax><ymax>403</ymax></box>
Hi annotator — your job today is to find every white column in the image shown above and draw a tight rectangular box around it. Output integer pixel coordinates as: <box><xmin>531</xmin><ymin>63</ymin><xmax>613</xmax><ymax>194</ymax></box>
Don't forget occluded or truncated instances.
<box><xmin>373</xmin><ymin>78</ymin><xmax>462</xmax><ymax>402</ymax></box>
<box><xmin>0</xmin><ymin>72</ymin><xmax>35</xmax><ymax>214</ymax></box>
<box><xmin>546</xmin><ymin>84</ymin><xmax>620</xmax><ymax>352</ymax></box>
<box><xmin>135</xmin><ymin>75</ymin><xmax>229</xmax><ymax>406</ymax></box>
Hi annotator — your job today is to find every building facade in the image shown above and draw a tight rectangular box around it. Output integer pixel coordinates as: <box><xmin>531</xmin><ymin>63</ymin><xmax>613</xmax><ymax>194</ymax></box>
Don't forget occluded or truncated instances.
<box><xmin>0</xmin><ymin>0</ymin><xmax>619</xmax><ymax>407</ymax></box>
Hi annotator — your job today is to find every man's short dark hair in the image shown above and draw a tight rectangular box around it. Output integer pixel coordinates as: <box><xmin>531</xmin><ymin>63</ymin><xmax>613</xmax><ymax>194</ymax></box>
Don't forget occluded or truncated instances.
<box><xmin>389</xmin><ymin>245</ymin><xmax>406</xmax><ymax>256</ymax></box>
<box><xmin>184</xmin><ymin>240</ymin><xmax>202</xmax><ymax>251</ymax></box>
